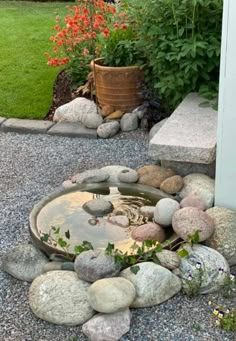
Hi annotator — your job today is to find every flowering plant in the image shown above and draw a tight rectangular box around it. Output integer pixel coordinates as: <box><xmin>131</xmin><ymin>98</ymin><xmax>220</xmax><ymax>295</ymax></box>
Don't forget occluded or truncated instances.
<box><xmin>46</xmin><ymin>0</ymin><xmax>141</xmax><ymax>87</ymax></box>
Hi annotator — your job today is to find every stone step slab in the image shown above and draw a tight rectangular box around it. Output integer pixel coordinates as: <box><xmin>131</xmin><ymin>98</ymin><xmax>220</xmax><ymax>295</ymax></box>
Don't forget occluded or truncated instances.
<box><xmin>1</xmin><ymin>118</ymin><xmax>54</xmax><ymax>134</ymax></box>
<box><xmin>149</xmin><ymin>93</ymin><xmax>217</xmax><ymax>164</ymax></box>
<box><xmin>47</xmin><ymin>122</ymin><xmax>97</xmax><ymax>138</ymax></box>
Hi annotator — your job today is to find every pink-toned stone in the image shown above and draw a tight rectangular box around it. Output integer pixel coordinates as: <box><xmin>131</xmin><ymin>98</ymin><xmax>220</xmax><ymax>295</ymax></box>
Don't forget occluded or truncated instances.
<box><xmin>137</xmin><ymin>165</ymin><xmax>175</xmax><ymax>188</ymax></box>
<box><xmin>160</xmin><ymin>175</ymin><xmax>184</xmax><ymax>194</ymax></box>
<box><xmin>131</xmin><ymin>223</ymin><xmax>165</xmax><ymax>242</ymax></box>
<box><xmin>172</xmin><ymin>207</ymin><xmax>215</xmax><ymax>242</ymax></box>
<box><xmin>180</xmin><ymin>193</ymin><xmax>207</xmax><ymax>211</ymax></box>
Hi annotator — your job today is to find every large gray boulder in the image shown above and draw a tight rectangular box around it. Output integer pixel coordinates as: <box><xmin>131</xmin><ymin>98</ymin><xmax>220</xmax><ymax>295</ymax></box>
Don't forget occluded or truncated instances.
<box><xmin>179</xmin><ymin>173</ymin><xmax>215</xmax><ymax>209</ymax></box>
<box><xmin>177</xmin><ymin>244</ymin><xmax>230</xmax><ymax>294</ymax></box>
<box><xmin>120</xmin><ymin>262</ymin><xmax>182</xmax><ymax>308</ymax></box>
<box><xmin>205</xmin><ymin>207</ymin><xmax>236</xmax><ymax>266</ymax></box>
<box><xmin>2</xmin><ymin>244</ymin><xmax>48</xmax><ymax>282</ymax></box>
<box><xmin>29</xmin><ymin>271</ymin><xmax>94</xmax><ymax>325</ymax></box>
<box><xmin>87</xmin><ymin>278</ymin><xmax>136</xmax><ymax>313</ymax></box>
<box><xmin>53</xmin><ymin>98</ymin><xmax>103</xmax><ymax>129</ymax></box>
<box><xmin>74</xmin><ymin>249</ymin><xmax>121</xmax><ymax>282</ymax></box>
<box><xmin>82</xmin><ymin>309</ymin><xmax>131</xmax><ymax>341</ymax></box>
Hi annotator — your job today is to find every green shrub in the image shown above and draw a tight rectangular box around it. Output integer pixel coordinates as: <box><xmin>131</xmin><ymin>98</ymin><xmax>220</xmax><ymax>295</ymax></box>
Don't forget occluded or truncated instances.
<box><xmin>127</xmin><ymin>0</ymin><xmax>223</xmax><ymax>111</ymax></box>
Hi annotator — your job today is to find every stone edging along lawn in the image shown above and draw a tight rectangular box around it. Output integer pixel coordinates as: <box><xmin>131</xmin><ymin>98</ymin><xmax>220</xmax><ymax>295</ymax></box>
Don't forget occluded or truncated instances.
<box><xmin>0</xmin><ymin>117</ymin><xmax>98</xmax><ymax>139</ymax></box>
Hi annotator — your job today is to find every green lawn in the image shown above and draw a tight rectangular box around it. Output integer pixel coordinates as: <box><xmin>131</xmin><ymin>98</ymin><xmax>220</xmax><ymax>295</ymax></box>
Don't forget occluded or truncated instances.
<box><xmin>0</xmin><ymin>1</ymin><xmax>71</xmax><ymax>119</ymax></box>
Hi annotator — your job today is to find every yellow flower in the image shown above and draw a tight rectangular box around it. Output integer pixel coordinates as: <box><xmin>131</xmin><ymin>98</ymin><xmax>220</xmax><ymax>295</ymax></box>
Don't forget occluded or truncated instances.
<box><xmin>218</xmin><ymin>313</ymin><xmax>224</xmax><ymax>319</ymax></box>
<box><xmin>213</xmin><ymin>309</ymin><xmax>219</xmax><ymax>316</ymax></box>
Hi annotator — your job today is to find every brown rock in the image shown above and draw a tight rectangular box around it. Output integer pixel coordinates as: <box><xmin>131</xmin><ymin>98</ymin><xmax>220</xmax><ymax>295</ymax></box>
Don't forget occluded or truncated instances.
<box><xmin>101</xmin><ymin>104</ymin><xmax>114</xmax><ymax>117</ymax></box>
<box><xmin>137</xmin><ymin>165</ymin><xmax>175</xmax><ymax>188</ymax></box>
<box><xmin>180</xmin><ymin>193</ymin><xmax>206</xmax><ymax>211</ymax></box>
<box><xmin>160</xmin><ymin>175</ymin><xmax>184</xmax><ymax>194</ymax></box>
<box><xmin>172</xmin><ymin>207</ymin><xmax>215</xmax><ymax>242</ymax></box>
<box><xmin>131</xmin><ymin>222</ymin><xmax>166</xmax><ymax>242</ymax></box>
<box><xmin>107</xmin><ymin>110</ymin><xmax>125</xmax><ymax>120</ymax></box>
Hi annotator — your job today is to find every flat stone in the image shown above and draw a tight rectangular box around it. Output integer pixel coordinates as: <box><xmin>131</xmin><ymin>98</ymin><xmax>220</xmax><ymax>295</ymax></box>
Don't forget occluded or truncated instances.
<box><xmin>118</xmin><ymin>168</ymin><xmax>139</xmax><ymax>183</ymax></box>
<box><xmin>139</xmin><ymin>206</ymin><xmax>155</xmax><ymax>220</ymax></box>
<box><xmin>0</xmin><ymin>117</ymin><xmax>7</xmax><ymax>125</ymax></box>
<box><xmin>1</xmin><ymin>119</ymin><xmax>54</xmax><ymax>134</ymax></box>
<box><xmin>148</xmin><ymin>118</ymin><xmax>168</xmax><ymax>141</ymax></box>
<box><xmin>47</xmin><ymin>122</ymin><xmax>97</xmax><ymax>138</ymax></box>
<box><xmin>100</xmin><ymin>165</ymin><xmax>132</xmax><ymax>182</ymax></box>
<box><xmin>149</xmin><ymin>93</ymin><xmax>217</xmax><ymax>164</ymax></box>
<box><xmin>161</xmin><ymin>160</ymin><xmax>216</xmax><ymax>177</ymax></box>
<box><xmin>82</xmin><ymin>309</ymin><xmax>131</xmax><ymax>341</ymax></box>
<box><xmin>76</xmin><ymin>169</ymin><xmax>109</xmax><ymax>184</ymax></box>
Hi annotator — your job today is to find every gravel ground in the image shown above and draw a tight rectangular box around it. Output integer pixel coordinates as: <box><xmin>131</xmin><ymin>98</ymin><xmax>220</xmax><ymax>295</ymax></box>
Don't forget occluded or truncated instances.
<box><xmin>0</xmin><ymin>131</ymin><xmax>235</xmax><ymax>341</ymax></box>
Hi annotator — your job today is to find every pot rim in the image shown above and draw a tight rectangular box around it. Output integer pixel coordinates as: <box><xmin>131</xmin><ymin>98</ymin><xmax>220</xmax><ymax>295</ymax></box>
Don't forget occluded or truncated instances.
<box><xmin>91</xmin><ymin>58</ymin><xmax>141</xmax><ymax>72</ymax></box>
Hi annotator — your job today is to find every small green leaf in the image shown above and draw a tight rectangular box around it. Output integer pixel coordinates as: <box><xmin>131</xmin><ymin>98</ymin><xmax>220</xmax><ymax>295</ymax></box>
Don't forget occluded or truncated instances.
<box><xmin>58</xmin><ymin>238</ymin><xmax>67</xmax><ymax>248</ymax></box>
<box><xmin>155</xmin><ymin>244</ymin><xmax>163</xmax><ymax>253</ymax></box>
<box><xmin>177</xmin><ymin>248</ymin><xmax>189</xmax><ymax>258</ymax></box>
<box><xmin>130</xmin><ymin>265</ymin><xmax>140</xmax><ymax>275</ymax></box>
<box><xmin>65</xmin><ymin>230</ymin><xmax>70</xmax><ymax>239</ymax></box>
<box><xmin>105</xmin><ymin>242</ymin><xmax>115</xmax><ymax>254</ymax></box>
<box><xmin>40</xmin><ymin>233</ymin><xmax>49</xmax><ymax>242</ymax></box>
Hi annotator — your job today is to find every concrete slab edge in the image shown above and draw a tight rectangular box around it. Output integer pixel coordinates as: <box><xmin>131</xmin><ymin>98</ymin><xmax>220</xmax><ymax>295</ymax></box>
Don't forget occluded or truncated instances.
<box><xmin>0</xmin><ymin>118</ymin><xmax>97</xmax><ymax>139</ymax></box>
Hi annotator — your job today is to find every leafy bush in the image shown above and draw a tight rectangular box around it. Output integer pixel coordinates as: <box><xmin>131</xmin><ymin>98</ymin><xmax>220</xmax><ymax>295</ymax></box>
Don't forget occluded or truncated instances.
<box><xmin>127</xmin><ymin>0</ymin><xmax>223</xmax><ymax>111</ymax></box>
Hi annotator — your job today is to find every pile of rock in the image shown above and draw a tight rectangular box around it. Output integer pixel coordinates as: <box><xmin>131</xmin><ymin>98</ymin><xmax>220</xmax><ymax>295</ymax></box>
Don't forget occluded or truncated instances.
<box><xmin>2</xmin><ymin>163</ymin><xmax>236</xmax><ymax>340</ymax></box>
<box><xmin>53</xmin><ymin>97</ymin><xmax>147</xmax><ymax>139</ymax></box>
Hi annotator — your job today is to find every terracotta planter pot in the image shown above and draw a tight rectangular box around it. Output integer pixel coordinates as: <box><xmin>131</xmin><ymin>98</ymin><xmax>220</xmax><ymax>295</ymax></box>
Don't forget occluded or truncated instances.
<box><xmin>91</xmin><ymin>58</ymin><xmax>143</xmax><ymax>112</ymax></box>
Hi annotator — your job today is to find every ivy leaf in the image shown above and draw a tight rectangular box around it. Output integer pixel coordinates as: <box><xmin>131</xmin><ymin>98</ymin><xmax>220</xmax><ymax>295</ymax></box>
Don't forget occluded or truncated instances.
<box><xmin>81</xmin><ymin>241</ymin><xmax>94</xmax><ymax>250</ymax></box>
<box><xmin>105</xmin><ymin>242</ymin><xmax>115</xmax><ymax>254</ymax></box>
<box><xmin>130</xmin><ymin>265</ymin><xmax>140</xmax><ymax>275</ymax></box>
<box><xmin>155</xmin><ymin>244</ymin><xmax>163</xmax><ymax>253</ymax></box>
<box><xmin>177</xmin><ymin>248</ymin><xmax>189</xmax><ymax>258</ymax></box>
<box><xmin>130</xmin><ymin>242</ymin><xmax>139</xmax><ymax>250</ymax></box>
<box><xmin>129</xmin><ymin>256</ymin><xmax>137</xmax><ymax>265</ymax></box>
<box><xmin>65</xmin><ymin>230</ymin><xmax>70</xmax><ymax>239</ymax></box>
<box><xmin>144</xmin><ymin>240</ymin><xmax>154</xmax><ymax>248</ymax></box>
<box><xmin>58</xmin><ymin>238</ymin><xmax>67</xmax><ymax>248</ymax></box>
<box><xmin>188</xmin><ymin>230</ymin><xmax>200</xmax><ymax>244</ymax></box>
<box><xmin>40</xmin><ymin>233</ymin><xmax>49</xmax><ymax>242</ymax></box>
<box><xmin>74</xmin><ymin>245</ymin><xmax>84</xmax><ymax>254</ymax></box>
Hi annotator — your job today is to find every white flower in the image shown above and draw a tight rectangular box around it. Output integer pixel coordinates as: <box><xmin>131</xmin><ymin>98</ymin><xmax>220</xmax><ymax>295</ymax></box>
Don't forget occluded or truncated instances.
<box><xmin>230</xmin><ymin>274</ymin><xmax>235</xmax><ymax>281</ymax></box>
<box><xmin>187</xmin><ymin>275</ymin><xmax>192</xmax><ymax>281</ymax></box>
<box><xmin>215</xmin><ymin>320</ymin><xmax>220</xmax><ymax>326</ymax></box>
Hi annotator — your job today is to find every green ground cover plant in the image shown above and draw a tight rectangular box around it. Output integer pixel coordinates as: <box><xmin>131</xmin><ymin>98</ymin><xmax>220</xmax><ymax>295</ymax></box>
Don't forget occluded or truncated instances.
<box><xmin>0</xmin><ymin>1</ymin><xmax>70</xmax><ymax>119</ymax></box>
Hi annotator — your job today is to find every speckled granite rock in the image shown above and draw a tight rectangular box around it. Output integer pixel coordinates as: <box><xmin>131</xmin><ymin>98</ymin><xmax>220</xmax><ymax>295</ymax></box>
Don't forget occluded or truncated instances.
<box><xmin>82</xmin><ymin>309</ymin><xmax>131</xmax><ymax>341</ymax></box>
<box><xmin>2</xmin><ymin>244</ymin><xmax>48</xmax><ymax>282</ymax></box>
<box><xmin>120</xmin><ymin>262</ymin><xmax>181</xmax><ymax>308</ymax></box>
<box><xmin>205</xmin><ymin>207</ymin><xmax>236</xmax><ymax>266</ymax></box>
<box><xmin>29</xmin><ymin>271</ymin><xmax>94</xmax><ymax>325</ymax></box>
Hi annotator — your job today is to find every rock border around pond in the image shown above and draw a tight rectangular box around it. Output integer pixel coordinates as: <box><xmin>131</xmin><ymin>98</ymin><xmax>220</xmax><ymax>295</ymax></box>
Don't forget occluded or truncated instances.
<box><xmin>2</xmin><ymin>163</ymin><xmax>236</xmax><ymax>340</ymax></box>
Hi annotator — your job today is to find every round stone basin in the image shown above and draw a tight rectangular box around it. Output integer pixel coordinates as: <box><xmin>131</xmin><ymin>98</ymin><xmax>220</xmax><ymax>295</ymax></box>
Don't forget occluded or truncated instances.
<box><xmin>30</xmin><ymin>183</ymin><xmax>178</xmax><ymax>258</ymax></box>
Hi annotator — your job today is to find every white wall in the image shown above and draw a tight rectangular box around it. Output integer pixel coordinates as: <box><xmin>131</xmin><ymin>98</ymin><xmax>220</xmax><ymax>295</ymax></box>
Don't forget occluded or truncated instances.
<box><xmin>215</xmin><ymin>0</ymin><xmax>236</xmax><ymax>209</ymax></box>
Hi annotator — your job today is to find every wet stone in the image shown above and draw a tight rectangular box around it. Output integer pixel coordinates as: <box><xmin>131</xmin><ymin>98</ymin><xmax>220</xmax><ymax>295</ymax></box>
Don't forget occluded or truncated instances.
<box><xmin>83</xmin><ymin>198</ymin><xmax>113</xmax><ymax>216</ymax></box>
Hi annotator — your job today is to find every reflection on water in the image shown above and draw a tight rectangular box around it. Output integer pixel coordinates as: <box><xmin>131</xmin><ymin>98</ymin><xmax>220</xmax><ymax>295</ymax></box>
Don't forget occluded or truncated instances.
<box><xmin>37</xmin><ymin>186</ymin><xmax>157</xmax><ymax>254</ymax></box>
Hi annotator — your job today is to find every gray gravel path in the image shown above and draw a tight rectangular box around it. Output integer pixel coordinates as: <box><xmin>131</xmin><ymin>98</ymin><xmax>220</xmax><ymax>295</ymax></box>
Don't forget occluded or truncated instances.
<box><xmin>0</xmin><ymin>131</ymin><xmax>235</xmax><ymax>341</ymax></box>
